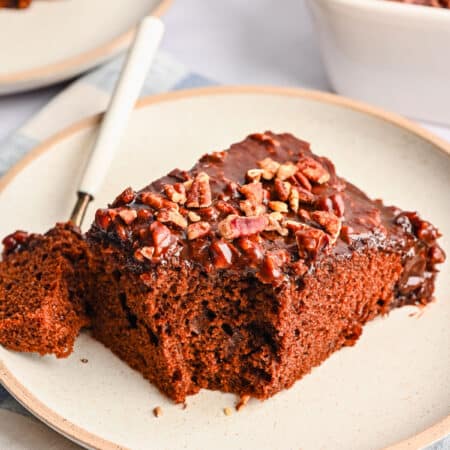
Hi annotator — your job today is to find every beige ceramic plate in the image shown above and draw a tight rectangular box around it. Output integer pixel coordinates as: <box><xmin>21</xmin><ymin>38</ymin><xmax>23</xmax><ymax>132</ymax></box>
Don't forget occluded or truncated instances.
<box><xmin>0</xmin><ymin>0</ymin><xmax>171</xmax><ymax>94</ymax></box>
<box><xmin>0</xmin><ymin>87</ymin><xmax>449</xmax><ymax>450</ymax></box>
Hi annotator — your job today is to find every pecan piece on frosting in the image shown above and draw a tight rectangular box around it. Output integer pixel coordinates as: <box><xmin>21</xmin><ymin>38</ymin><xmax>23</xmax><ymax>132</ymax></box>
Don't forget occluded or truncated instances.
<box><xmin>140</xmin><ymin>192</ymin><xmax>178</xmax><ymax>211</ymax></box>
<box><xmin>218</xmin><ymin>214</ymin><xmax>269</xmax><ymax>240</ymax></box>
<box><xmin>240</xmin><ymin>182</ymin><xmax>264</xmax><ymax>204</ymax></box>
<box><xmin>187</xmin><ymin>222</ymin><xmax>211</xmax><ymax>240</ymax></box>
<box><xmin>186</xmin><ymin>172</ymin><xmax>212</xmax><ymax>208</ymax></box>
<box><xmin>258</xmin><ymin>157</ymin><xmax>280</xmax><ymax>180</ymax></box>
<box><xmin>112</xmin><ymin>187</ymin><xmax>135</xmax><ymax>207</ymax></box>
<box><xmin>157</xmin><ymin>208</ymin><xmax>188</xmax><ymax>229</ymax></box>
<box><xmin>118</xmin><ymin>208</ymin><xmax>138</xmax><ymax>225</ymax></box>
<box><xmin>246</xmin><ymin>169</ymin><xmax>264</xmax><ymax>183</ymax></box>
<box><xmin>164</xmin><ymin>183</ymin><xmax>187</xmax><ymax>205</ymax></box>
<box><xmin>311</xmin><ymin>211</ymin><xmax>342</xmax><ymax>243</ymax></box>
<box><xmin>210</xmin><ymin>240</ymin><xmax>234</xmax><ymax>268</ymax></box>
<box><xmin>295</xmin><ymin>226</ymin><xmax>330</xmax><ymax>259</ymax></box>
<box><xmin>297</xmin><ymin>157</ymin><xmax>330</xmax><ymax>184</ymax></box>
<box><xmin>276</xmin><ymin>162</ymin><xmax>298</xmax><ymax>181</ymax></box>
<box><xmin>274</xmin><ymin>179</ymin><xmax>291</xmax><ymax>202</ymax></box>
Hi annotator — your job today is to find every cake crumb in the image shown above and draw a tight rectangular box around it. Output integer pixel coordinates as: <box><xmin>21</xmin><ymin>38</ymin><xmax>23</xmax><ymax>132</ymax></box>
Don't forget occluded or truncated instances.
<box><xmin>80</xmin><ymin>358</ymin><xmax>88</xmax><ymax>364</ymax></box>
<box><xmin>181</xmin><ymin>402</ymin><xmax>188</xmax><ymax>410</ymax></box>
<box><xmin>223</xmin><ymin>407</ymin><xmax>233</xmax><ymax>416</ymax></box>
<box><xmin>153</xmin><ymin>406</ymin><xmax>163</xmax><ymax>418</ymax></box>
<box><xmin>236</xmin><ymin>395</ymin><xmax>250</xmax><ymax>411</ymax></box>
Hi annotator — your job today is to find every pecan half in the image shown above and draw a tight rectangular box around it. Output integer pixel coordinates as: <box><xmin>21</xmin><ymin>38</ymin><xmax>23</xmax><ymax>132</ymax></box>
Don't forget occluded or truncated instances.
<box><xmin>218</xmin><ymin>214</ymin><xmax>269</xmax><ymax>240</ymax></box>
<box><xmin>186</xmin><ymin>172</ymin><xmax>212</xmax><ymax>208</ymax></box>
<box><xmin>297</xmin><ymin>157</ymin><xmax>330</xmax><ymax>184</ymax></box>
<box><xmin>187</xmin><ymin>222</ymin><xmax>211</xmax><ymax>240</ymax></box>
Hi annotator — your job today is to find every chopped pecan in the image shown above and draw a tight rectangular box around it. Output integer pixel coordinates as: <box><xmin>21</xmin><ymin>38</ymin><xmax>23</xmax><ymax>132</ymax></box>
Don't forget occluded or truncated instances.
<box><xmin>186</xmin><ymin>172</ymin><xmax>212</xmax><ymax>208</ymax></box>
<box><xmin>135</xmin><ymin>246</ymin><xmax>155</xmax><ymax>262</ymax></box>
<box><xmin>296</xmin><ymin>186</ymin><xmax>316</xmax><ymax>204</ymax></box>
<box><xmin>183</xmin><ymin>179</ymin><xmax>193</xmax><ymax>191</ymax></box>
<box><xmin>246</xmin><ymin>169</ymin><xmax>264</xmax><ymax>183</ymax></box>
<box><xmin>289</xmin><ymin>188</ymin><xmax>299</xmax><ymax>213</ymax></box>
<box><xmin>258</xmin><ymin>157</ymin><xmax>280</xmax><ymax>180</ymax></box>
<box><xmin>118</xmin><ymin>208</ymin><xmax>137</xmax><ymax>225</ymax></box>
<box><xmin>240</xmin><ymin>200</ymin><xmax>266</xmax><ymax>217</ymax></box>
<box><xmin>112</xmin><ymin>187</ymin><xmax>135</xmax><ymax>207</ymax></box>
<box><xmin>297</xmin><ymin>157</ymin><xmax>330</xmax><ymax>184</ymax></box>
<box><xmin>150</xmin><ymin>221</ymin><xmax>173</xmax><ymax>251</ymax></box>
<box><xmin>240</xmin><ymin>182</ymin><xmax>264</xmax><ymax>204</ymax></box>
<box><xmin>237</xmin><ymin>237</ymin><xmax>264</xmax><ymax>267</ymax></box>
<box><xmin>429</xmin><ymin>245</ymin><xmax>446</xmax><ymax>264</ymax></box>
<box><xmin>157</xmin><ymin>208</ymin><xmax>188</xmax><ymax>229</ymax></box>
<box><xmin>215</xmin><ymin>200</ymin><xmax>239</xmax><ymax>216</ymax></box>
<box><xmin>250</xmin><ymin>133</ymin><xmax>280</xmax><ymax>148</ymax></box>
<box><xmin>291</xmin><ymin>171</ymin><xmax>312</xmax><ymax>192</ymax></box>
<box><xmin>311</xmin><ymin>210</ymin><xmax>342</xmax><ymax>242</ymax></box>
<box><xmin>187</xmin><ymin>222</ymin><xmax>211</xmax><ymax>240</ymax></box>
<box><xmin>295</xmin><ymin>226</ymin><xmax>330</xmax><ymax>259</ymax></box>
<box><xmin>188</xmin><ymin>211</ymin><xmax>201</xmax><ymax>222</ymax></box>
<box><xmin>210</xmin><ymin>240</ymin><xmax>234</xmax><ymax>268</ymax></box>
<box><xmin>115</xmin><ymin>224</ymin><xmax>128</xmax><ymax>241</ymax></box>
<box><xmin>140</xmin><ymin>192</ymin><xmax>178</xmax><ymax>210</ymax></box>
<box><xmin>340</xmin><ymin>224</ymin><xmax>354</xmax><ymax>244</ymax></box>
<box><xmin>218</xmin><ymin>214</ymin><xmax>268</xmax><ymax>240</ymax></box>
<box><xmin>292</xmin><ymin>260</ymin><xmax>308</xmax><ymax>276</ymax></box>
<box><xmin>318</xmin><ymin>193</ymin><xmax>345</xmax><ymax>218</ymax></box>
<box><xmin>137</xmin><ymin>209</ymin><xmax>152</xmax><ymax>221</ymax></box>
<box><xmin>2</xmin><ymin>230</ymin><xmax>29</xmax><ymax>255</ymax></box>
<box><xmin>269</xmin><ymin>201</ymin><xmax>288</xmax><ymax>213</ymax></box>
<box><xmin>266</xmin><ymin>212</ymin><xmax>288</xmax><ymax>236</ymax></box>
<box><xmin>276</xmin><ymin>162</ymin><xmax>297</xmax><ymax>181</ymax></box>
<box><xmin>164</xmin><ymin>183</ymin><xmax>187</xmax><ymax>205</ymax></box>
<box><xmin>95</xmin><ymin>209</ymin><xmax>112</xmax><ymax>230</ymax></box>
<box><xmin>274</xmin><ymin>179</ymin><xmax>291</xmax><ymax>201</ymax></box>
<box><xmin>257</xmin><ymin>250</ymin><xmax>290</xmax><ymax>284</ymax></box>
<box><xmin>298</xmin><ymin>208</ymin><xmax>311</xmax><ymax>221</ymax></box>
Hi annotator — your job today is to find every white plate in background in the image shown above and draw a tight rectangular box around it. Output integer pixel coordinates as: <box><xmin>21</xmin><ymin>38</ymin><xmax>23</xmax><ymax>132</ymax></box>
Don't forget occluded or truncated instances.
<box><xmin>0</xmin><ymin>0</ymin><xmax>171</xmax><ymax>95</ymax></box>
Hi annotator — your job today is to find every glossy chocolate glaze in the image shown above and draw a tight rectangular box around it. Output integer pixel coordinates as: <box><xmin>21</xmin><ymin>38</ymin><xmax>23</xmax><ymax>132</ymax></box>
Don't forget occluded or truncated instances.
<box><xmin>88</xmin><ymin>132</ymin><xmax>445</xmax><ymax>303</ymax></box>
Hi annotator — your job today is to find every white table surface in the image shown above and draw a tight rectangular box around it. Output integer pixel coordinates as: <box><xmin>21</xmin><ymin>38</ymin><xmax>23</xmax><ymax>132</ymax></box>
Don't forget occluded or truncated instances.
<box><xmin>0</xmin><ymin>0</ymin><xmax>448</xmax><ymax>448</ymax></box>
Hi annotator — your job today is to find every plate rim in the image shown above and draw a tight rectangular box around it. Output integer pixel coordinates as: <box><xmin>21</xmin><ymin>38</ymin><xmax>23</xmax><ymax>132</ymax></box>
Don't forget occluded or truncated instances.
<box><xmin>0</xmin><ymin>85</ymin><xmax>449</xmax><ymax>450</ymax></box>
<box><xmin>0</xmin><ymin>0</ymin><xmax>172</xmax><ymax>85</ymax></box>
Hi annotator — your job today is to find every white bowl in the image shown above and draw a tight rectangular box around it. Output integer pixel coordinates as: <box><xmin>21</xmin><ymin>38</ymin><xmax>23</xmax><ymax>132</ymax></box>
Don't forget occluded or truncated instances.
<box><xmin>306</xmin><ymin>0</ymin><xmax>450</xmax><ymax>125</ymax></box>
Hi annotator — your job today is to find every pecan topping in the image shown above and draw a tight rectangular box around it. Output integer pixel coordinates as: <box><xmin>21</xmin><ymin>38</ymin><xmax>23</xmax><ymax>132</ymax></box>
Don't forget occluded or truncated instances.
<box><xmin>237</xmin><ymin>237</ymin><xmax>264</xmax><ymax>267</ymax></box>
<box><xmin>291</xmin><ymin>171</ymin><xmax>312</xmax><ymax>192</ymax></box>
<box><xmin>257</xmin><ymin>250</ymin><xmax>290</xmax><ymax>284</ymax></box>
<box><xmin>266</xmin><ymin>212</ymin><xmax>288</xmax><ymax>236</ymax></box>
<box><xmin>95</xmin><ymin>209</ymin><xmax>112</xmax><ymax>230</ymax></box>
<box><xmin>137</xmin><ymin>246</ymin><xmax>155</xmax><ymax>261</ymax></box>
<box><xmin>240</xmin><ymin>200</ymin><xmax>266</xmax><ymax>217</ymax></box>
<box><xmin>186</xmin><ymin>172</ymin><xmax>212</xmax><ymax>208</ymax></box>
<box><xmin>112</xmin><ymin>187</ymin><xmax>135</xmax><ymax>207</ymax></box>
<box><xmin>246</xmin><ymin>169</ymin><xmax>264</xmax><ymax>183</ymax></box>
<box><xmin>164</xmin><ymin>183</ymin><xmax>187</xmax><ymax>205</ymax></box>
<box><xmin>274</xmin><ymin>179</ymin><xmax>291</xmax><ymax>201</ymax></box>
<box><xmin>250</xmin><ymin>133</ymin><xmax>280</xmax><ymax>148</ymax></box>
<box><xmin>429</xmin><ymin>245</ymin><xmax>446</xmax><ymax>264</ymax></box>
<box><xmin>295</xmin><ymin>226</ymin><xmax>330</xmax><ymax>259</ymax></box>
<box><xmin>295</xmin><ymin>186</ymin><xmax>316</xmax><ymax>205</ymax></box>
<box><xmin>150</xmin><ymin>221</ymin><xmax>173</xmax><ymax>251</ymax></box>
<box><xmin>210</xmin><ymin>240</ymin><xmax>234</xmax><ymax>268</ymax></box>
<box><xmin>258</xmin><ymin>158</ymin><xmax>280</xmax><ymax>180</ymax></box>
<box><xmin>157</xmin><ymin>208</ymin><xmax>188</xmax><ymax>229</ymax></box>
<box><xmin>276</xmin><ymin>162</ymin><xmax>297</xmax><ymax>181</ymax></box>
<box><xmin>187</xmin><ymin>222</ymin><xmax>211</xmax><ymax>240</ymax></box>
<box><xmin>2</xmin><ymin>230</ymin><xmax>29</xmax><ymax>255</ymax></box>
<box><xmin>118</xmin><ymin>208</ymin><xmax>137</xmax><ymax>225</ymax></box>
<box><xmin>297</xmin><ymin>157</ymin><xmax>330</xmax><ymax>184</ymax></box>
<box><xmin>311</xmin><ymin>211</ymin><xmax>342</xmax><ymax>242</ymax></box>
<box><xmin>141</xmin><ymin>192</ymin><xmax>178</xmax><ymax>211</ymax></box>
<box><xmin>269</xmin><ymin>201</ymin><xmax>288</xmax><ymax>213</ymax></box>
<box><xmin>289</xmin><ymin>188</ymin><xmax>299</xmax><ymax>213</ymax></box>
<box><xmin>188</xmin><ymin>211</ymin><xmax>201</xmax><ymax>223</ymax></box>
<box><xmin>240</xmin><ymin>182</ymin><xmax>264</xmax><ymax>204</ymax></box>
<box><xmin>318</xmin><ymin>193</ymin><xmax>345</xmax><ymax>218</ymax></box>
<box><xmin>218</xmin><ymin>214</ymin><xmax>269</xmax><ymax>240</ymax></box>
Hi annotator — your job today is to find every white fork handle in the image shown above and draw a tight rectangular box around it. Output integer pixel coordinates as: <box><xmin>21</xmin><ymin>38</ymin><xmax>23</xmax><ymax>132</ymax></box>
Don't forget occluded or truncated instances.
<box><xmin>78</xmin><ymin>16</ymin><xmax>164</xmax><ymax>198</ymax></box>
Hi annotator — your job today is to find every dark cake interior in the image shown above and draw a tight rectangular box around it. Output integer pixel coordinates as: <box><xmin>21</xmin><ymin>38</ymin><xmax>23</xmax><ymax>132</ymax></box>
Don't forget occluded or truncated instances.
<box><xmin>0</xmin><ymin>132</ymin><xmax>445</xmax><ymax>403</ymax></box>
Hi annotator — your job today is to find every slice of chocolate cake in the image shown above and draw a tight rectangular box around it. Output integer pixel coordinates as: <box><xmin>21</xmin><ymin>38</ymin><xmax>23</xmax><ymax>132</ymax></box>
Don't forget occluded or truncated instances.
<box><xmin>0</xmin><ymin>224</ymin><xmax>90</xmax><ymax>358</ymax></box>
<box><xmin>86</xmin><ymin>132</ymin><xmax>445</xmax><ymax>403</ymax></box>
